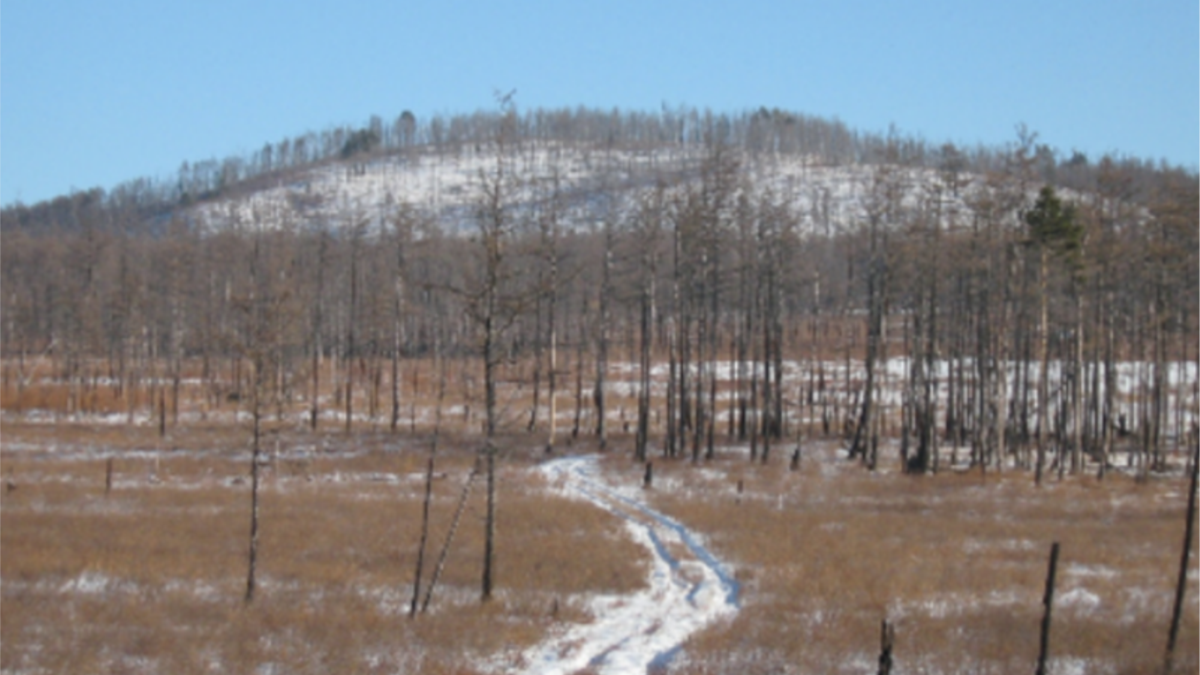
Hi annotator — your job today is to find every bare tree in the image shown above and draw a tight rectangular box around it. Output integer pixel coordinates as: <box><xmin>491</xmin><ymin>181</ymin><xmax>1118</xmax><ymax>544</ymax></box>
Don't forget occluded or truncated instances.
<box><xmin>233</xmin><ymin>220</ymin><xmax>299</xmax><ymax>603</ymax></box>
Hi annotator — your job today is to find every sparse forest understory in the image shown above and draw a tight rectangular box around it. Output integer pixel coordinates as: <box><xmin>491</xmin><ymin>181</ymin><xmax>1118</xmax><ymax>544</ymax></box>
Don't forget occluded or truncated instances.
<box><xmin>2</xmin><ymin>106</ymin><xmax>1198</xmax><ymax>674</ymax></box>
<box><xmin>2</xmin><ymin>346</ymin><xmax>1197</xmax><ymax>480</ymax></box>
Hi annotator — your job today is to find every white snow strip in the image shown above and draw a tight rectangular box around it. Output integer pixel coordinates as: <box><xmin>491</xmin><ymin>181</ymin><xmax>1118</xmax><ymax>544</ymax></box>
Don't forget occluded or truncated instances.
<box><xmin>497</xmin><ymin>455</ymin><xmax>738</xmax><ymax>675</ymax></box>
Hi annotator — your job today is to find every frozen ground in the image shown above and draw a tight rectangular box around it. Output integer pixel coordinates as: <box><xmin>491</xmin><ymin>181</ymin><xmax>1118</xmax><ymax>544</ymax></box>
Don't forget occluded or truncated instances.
<box><xmin>10</xmin><ymin>358</ymin><xmax>1195</xmax><ymax>441</ymax></box>
<box><xmin>1</xmin><ymin>424</ymin><xmax>1193</xmax><ymax>673</ymax></box>
<box><xmin>488</xmin><ymin>455</ymin><xmax>738</xmax><ymax>675</ymax></box>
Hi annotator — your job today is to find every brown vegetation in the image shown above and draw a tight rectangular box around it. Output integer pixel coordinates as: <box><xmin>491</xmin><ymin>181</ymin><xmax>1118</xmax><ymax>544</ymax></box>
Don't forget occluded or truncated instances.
<box><xmin>1</xmin><ymin>111</ymin><xmax>1196</xmax><ymax>673</ymax></box>
<box><xmin>605</xmin><ymin>444</ymin><xmax>1199</xmax><ymax>674</ymax></box>
<box><xmin>1</xmin><ymin>425</ymin><xmax>647</xmax><ymax>674</ymax></box>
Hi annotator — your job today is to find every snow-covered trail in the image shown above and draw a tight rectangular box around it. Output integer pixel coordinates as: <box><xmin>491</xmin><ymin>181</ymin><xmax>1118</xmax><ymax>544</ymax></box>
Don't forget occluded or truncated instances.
<box><xmin>510</xmin><ymin>455</ymin><xmax>739</xmax><ymax>675</ymax></box>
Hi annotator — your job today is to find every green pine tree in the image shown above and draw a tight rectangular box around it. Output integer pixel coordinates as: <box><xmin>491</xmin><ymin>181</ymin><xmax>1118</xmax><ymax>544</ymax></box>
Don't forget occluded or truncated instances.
<box><xmin>1025</xmin><ymin>185</ymin><xmax>1083</xmax><ymax>274</ymax></box>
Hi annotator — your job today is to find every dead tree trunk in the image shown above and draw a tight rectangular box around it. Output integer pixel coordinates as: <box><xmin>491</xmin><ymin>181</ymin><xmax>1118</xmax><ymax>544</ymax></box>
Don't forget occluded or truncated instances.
<box><xmin>244</xmin><ymin>356</ymin><xmax>264</xmax><ymax>604</ymax></box>
<box><xmin>481</xmin><ymin>443</ymin><xmax>496</xmax><ymax>601</ymax></box>
<box><xmin>310</xmin><ymin>234</ymin><xmax>328</xmax><ymax>431</ymax></box>
<box><xmin>850</xmin><ymin>241</ymin><xmax>883</xmax><ymax>464</ymax></box>
<box><xmin>421</xmin><ymin>457</ymin><xmax>481</xmax><ymax>613</ymax></box>
<box><xmin>1036</xmin><ymin>541</ymin><xmax>1060</xmax><ymax>675</ymax></box>
<box><xmin>635</xmin><ymin>212</ymin><xmax>659</xmax><ymax>462</ymax></box>
<box><xmin>1036</xmin><ymin>248</ymin><xmax>1050</xmax><ymax>485</ymax></box>
<box><xmin>345</xmin><ymin>225</ymin><xmax>364</xmax><ymax>435</ymax></box>
<box><xmin>593</xmin><ymin>221</ymin><xmax>613</xmax><ymax>450</ymax></box>
<box><xmin>545</xmin><ymin>250</ymin><xmax>559</xmax><ymax>454</ymax></box>
<box><xmin>409</xmin><ymin>436</ymin><xmax>437</xmax><ymax>617</ymax></box>
<box><xmin>411</xmin><ymin>343</ymin><xmax>448</xmax><ymax>616</ymax></box>
<box><xmin>1163</xmin><ymin>441</ymin><xmax>1199</xmax><ymax>673</ymax></box>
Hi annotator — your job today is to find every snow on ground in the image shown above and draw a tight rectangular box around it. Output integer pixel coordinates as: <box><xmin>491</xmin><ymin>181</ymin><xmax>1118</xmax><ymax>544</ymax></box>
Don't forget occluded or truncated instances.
<box><xmin>489</xmin><ymin>455</ymin><xmax>737</xmax><ymax>675</ymax></box>
<box><xmin>187</xmin><ymin>143</ymin><xmax>985</xmax><ymax>238</ymax></box>
<box><xmin>9</xmin><ymin>356</ymin><xmax>1196</xmax><ymax>445</ymax></box>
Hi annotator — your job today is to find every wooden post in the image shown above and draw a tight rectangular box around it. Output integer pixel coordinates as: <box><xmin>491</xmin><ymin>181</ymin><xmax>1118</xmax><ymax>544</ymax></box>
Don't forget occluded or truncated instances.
<box><xmin>1036</xmin><ymin>542</ymin><xmax>1060</xmax><ymax>675</ymax></box>
<box><xmin>1163</xmin><ymin>441</ymin><xmax>1199</xmax><ymax>674</ymax></box>
<box><xmin>877</xmin><ymin>618</ymin><xmax>895</xmax><ymax>675</ymax></box>
<box><xmin>643</xmin><ymin>461</ymin><xmax>652</xmax><ymax>489</ymax></box>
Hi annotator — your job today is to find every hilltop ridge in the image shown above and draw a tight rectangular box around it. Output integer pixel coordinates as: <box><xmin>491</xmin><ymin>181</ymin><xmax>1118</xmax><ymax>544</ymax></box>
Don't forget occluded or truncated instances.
<box><xmin>2</xmin><ymin>106</ymin><xmax>1184</xmax><ymax>236</ymax></box>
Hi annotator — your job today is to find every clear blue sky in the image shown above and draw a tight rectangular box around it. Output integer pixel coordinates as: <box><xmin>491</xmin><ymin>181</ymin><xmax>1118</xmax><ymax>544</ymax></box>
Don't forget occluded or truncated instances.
<box><xmin>3</xmin><ymin>0</ymin><xmax>1197</xmax><ymax>206</ymax></box>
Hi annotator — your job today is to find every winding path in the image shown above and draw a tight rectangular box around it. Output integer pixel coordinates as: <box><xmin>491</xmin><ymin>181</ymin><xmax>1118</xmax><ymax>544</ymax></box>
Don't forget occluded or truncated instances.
<box><xmin>514</xmin><ymin>455</ymin><xmax>739</xmax><ymax>675</ymax></box>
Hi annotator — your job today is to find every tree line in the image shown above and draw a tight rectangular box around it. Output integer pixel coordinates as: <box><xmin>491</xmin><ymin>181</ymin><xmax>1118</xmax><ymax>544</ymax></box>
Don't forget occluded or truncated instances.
<box><xmin>2</xmin><ymin>111</ymin><xmax>1197</xmax><ymax>484</ymax></box>
<box><xmin>1</xmin><ymin>105</ymin><xmax>1184</xmax><ymax>235</ymax></box>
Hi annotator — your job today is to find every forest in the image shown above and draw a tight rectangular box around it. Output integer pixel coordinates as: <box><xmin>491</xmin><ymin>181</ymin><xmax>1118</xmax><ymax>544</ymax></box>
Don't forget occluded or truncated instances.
<box><xmin>2</xmin><ymin>105</ymin><xmax>1197</xmax><ymax>477</ymax></box>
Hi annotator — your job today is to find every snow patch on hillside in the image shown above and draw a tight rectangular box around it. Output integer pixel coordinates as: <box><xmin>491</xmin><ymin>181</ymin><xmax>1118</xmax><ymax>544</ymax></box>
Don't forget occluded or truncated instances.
<box><xmin>188</xmin><ymin>143</ymin><xmax>986</xmax><ymax>236</ymax></box>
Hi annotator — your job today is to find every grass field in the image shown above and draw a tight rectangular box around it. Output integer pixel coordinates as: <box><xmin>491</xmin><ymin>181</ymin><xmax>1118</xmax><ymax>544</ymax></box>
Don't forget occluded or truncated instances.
<box><xmin>1</xmin><ymin>358</ymin><xmax>1196</xmax><ymax>674</ymax></box>
<box><xmin>1</xmin><ymin>425</ymin><xmax>649</xmax><ymax>675</ymax></box>
<box><xmin>614</xmin><ymin>443</ymin><xmax>1198</xmax><ymax>674</ymax></box>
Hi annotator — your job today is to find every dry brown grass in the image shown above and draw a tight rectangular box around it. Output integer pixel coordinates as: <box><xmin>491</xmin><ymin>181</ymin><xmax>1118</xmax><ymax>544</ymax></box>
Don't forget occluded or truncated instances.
<box><xmin>597</xmin><ymin>442</ymin><xmax>1199</xmax><ymax>674</ymax></box>
<box><xmin>0</xmin><ymin>356</ymin><xmax>653</xmax><ymax>440</ymax></box>
<box><xmin>1</xmin><ymin>425</ymin><xmax>647</xmax><ymax>675</ymax></box>
<box><xmin>4</xmin><ymin>350</ymin><xmax>1197</xmax><ymax>674</ymax></box>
